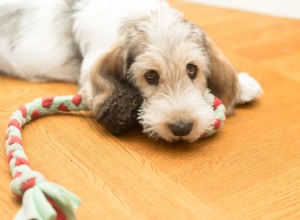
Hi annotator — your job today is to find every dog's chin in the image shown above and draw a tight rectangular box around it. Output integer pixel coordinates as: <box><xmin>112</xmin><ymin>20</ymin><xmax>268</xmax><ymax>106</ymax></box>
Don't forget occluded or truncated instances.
<box><xmin>164</xmin><ymin>134</ymin><xmax>202</xmax><ymax>143</ymax></box>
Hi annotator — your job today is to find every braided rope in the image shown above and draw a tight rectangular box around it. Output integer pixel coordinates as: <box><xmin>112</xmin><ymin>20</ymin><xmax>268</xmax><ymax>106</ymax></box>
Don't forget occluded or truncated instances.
<box><xmin>4</xmin><ymin>92</ymin><xmax>225</xmax><ymax>220</ymax></box>
<box><xmin>5</xmin><ymin>95</ymin><xmax>88</xmax><ymax>220</ymax></box>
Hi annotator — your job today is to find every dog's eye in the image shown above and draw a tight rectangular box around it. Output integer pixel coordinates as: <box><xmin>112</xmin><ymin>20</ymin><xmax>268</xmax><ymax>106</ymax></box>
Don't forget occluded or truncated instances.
<box><xmin>186</xmin><ymin>64</ymin><xmax>198</xmax><ymax>80</ymax></box>
<box><xmin>144</xmin><ymin>70</ymin><xmax>159</xmax><ymax>85</ymax></box>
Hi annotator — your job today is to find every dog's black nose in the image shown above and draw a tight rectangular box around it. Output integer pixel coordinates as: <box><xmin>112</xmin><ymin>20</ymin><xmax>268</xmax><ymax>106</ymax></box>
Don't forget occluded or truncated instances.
<box><xmin>168</xmin><ymin>122</ymin><xmax>193</xmax><ymax>136</ymax></box>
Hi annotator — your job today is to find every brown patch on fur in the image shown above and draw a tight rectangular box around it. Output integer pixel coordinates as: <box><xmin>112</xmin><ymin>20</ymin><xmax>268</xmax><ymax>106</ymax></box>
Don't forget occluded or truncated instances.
<box><xmin>87</xmin><ymin>16</ymin><xmax>150</xmax><ymax>116</ymax></box>
<box><xmin>204</xmin><ymin>36</ymin><xmax>239</xmax><ymax>115</ymax></box>
<box><xmin>89</xmin><ymin>42</ymin><xmax>125</xmax><ymax>114</ymax></box>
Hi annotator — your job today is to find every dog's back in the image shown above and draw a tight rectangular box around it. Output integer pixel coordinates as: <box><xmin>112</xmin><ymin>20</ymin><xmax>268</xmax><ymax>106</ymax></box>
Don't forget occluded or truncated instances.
<box><xmin>0</xmin><ymin>0</ymin><xmax>81</xmax><ymax>82</ymax></box>
<box><xmin>0</xmin><ymin>0</ymin><xmax>163</xmax><ymax>83</ymax></box>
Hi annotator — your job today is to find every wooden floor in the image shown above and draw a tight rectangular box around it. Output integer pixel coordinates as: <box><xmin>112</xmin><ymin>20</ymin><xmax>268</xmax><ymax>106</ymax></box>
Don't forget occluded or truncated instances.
<box><xmin>1</xmin><ymin>1</ymin><xmax>300</xmax><ymax>219</ymax></box>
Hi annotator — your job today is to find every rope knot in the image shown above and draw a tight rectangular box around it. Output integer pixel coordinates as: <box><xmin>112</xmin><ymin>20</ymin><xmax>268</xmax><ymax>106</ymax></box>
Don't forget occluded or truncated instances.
<box><xmin>10</xmin><ymin>167</ymin><xmax>45</xmax><ymax>197</ymax></box>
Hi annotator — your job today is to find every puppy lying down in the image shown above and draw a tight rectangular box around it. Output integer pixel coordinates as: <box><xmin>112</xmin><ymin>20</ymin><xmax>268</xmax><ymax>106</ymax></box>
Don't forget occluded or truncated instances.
<box><xmin>0</xmin><ymin>0</ymin><xmax>262</xmax><ymax>142</ymax></box>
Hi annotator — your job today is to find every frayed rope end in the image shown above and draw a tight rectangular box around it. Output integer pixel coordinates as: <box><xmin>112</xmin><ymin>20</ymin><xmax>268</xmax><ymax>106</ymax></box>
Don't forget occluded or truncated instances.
<box><xmin>13</xmin><ymin>181</ymin><xmax>80</xmax><ymax>220</ymax></box>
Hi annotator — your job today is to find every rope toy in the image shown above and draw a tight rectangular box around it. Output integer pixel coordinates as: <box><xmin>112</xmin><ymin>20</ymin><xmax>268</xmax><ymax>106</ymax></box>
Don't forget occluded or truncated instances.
<box><xmin>4</xmin><ymin>91</ymin><xmax>225</xmax><ymax>220</ymax></box>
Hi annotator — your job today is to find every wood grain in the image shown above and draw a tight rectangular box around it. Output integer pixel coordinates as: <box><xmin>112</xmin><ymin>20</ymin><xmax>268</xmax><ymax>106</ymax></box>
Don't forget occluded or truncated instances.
<box><xmin>1</xmin><ymin>1</ymin><xmax>300</xmax><ymax>219</ymax></box>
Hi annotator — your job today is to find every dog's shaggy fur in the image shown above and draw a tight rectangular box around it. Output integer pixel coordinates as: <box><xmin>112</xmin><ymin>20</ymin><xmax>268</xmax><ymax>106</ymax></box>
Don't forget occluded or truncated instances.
<box><xmin>0</xmin><ymin>0</ymin><xmax>262</xmax><ymax>142</ymax></box>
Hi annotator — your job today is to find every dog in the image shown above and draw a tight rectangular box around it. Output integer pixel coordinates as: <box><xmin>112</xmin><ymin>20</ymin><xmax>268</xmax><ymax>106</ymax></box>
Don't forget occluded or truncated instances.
<box><xmin>0</xmin><ymin>0</ymin><xmax>262</xmax><ymax>142</ymax></box>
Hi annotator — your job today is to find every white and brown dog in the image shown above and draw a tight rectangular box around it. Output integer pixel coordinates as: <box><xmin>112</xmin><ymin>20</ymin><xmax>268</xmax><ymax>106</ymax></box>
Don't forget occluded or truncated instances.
<box><xmin>0</xmin><ymin>0</ymin><xmax>262</xmax><ymax>142</ymax></box>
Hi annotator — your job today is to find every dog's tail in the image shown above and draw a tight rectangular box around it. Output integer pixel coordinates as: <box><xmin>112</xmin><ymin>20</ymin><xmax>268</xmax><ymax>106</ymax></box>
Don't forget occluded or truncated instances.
<box><xmin>236</xmin><ymin>72</ymin><xmax>263</xmax><ymax>104</ymax></box>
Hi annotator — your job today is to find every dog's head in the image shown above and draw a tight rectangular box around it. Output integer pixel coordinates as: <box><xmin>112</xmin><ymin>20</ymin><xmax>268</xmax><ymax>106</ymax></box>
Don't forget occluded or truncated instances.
<box><xmin>87</xmin><ymin>7</ymin><xmax>238</xmax><ymax>142</ymax></box>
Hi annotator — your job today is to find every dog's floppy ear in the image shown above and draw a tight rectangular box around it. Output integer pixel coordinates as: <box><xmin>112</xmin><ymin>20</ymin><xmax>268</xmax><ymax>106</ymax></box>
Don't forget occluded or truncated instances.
<box><xmin>88</xmin><ymin>41</ymin><xmax>131</xmax><ymax>115</ymax></box>
<box><xmin>203</xmin><ymin>36</ymin><xmax>239</xmax><ymax>115</ymax></box>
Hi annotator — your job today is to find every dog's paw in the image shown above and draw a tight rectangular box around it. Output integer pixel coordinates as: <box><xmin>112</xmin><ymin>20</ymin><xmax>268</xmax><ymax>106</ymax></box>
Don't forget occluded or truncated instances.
<box><xmin>237</xmin><ymin>72</ymin><xmax>263</xmax><ymax>104</ymax></box>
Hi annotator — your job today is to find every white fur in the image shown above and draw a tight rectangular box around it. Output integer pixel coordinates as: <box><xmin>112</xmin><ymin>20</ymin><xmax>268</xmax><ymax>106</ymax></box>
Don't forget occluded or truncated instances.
<box><xmin>0</xmin><ymin>0</ymin><xmax>81</xmax><ymax>81</ymax></box>
<box><xmin>237</xmin><ymin>72</ymin><xmax>263</xmax><ymax>104</ymax></box>
<box><xmin>73</xmin><ymin>0</ymin><xmax>164</xmax><ymax>85</ymax></box>
<box><xmin>0</xmin><ymin>0</ymin><xmax>162</xmax><ymax>83</ymax></box>
<box><xmin>138</xmin><ymin>80</ymin><xmax>215</xmax><ymax>142</ymax></box>
<box><xmin>123</xmin><ymin>8</ymin><xmax>213</xmax><ymax>142</ymax></box>
<box><xmin>0</xmin><ymin>0</ymin><xmax>262</xmax><ymax>142</ymax></box>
